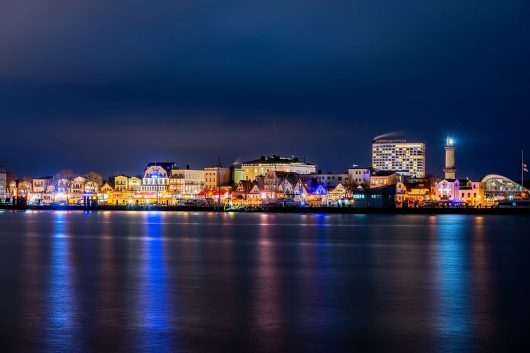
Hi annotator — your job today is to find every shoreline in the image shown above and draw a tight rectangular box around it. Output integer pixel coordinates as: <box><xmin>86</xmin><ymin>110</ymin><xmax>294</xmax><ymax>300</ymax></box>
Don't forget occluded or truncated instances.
<box><xmin>1</xmin><ymin>204</ymin><xmax>530</xmax><ymax>215</ymax></box>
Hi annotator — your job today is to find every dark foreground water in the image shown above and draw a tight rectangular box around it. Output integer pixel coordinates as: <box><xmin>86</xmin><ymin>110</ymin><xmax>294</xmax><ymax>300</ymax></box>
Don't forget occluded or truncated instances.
<box><xmin>0</xmin><ymin>211</ymin><xmax>529</xmax><ymax>353</ymax></box>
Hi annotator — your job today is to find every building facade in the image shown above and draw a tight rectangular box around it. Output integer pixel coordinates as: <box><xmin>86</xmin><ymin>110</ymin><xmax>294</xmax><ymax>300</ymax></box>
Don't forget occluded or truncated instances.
<box><xmin>204</xmin><ymin>166</ymin><xmax>231</xmax><ymax>190</ymax></box>
<box><xmin>372</xmin><ymin>139</ymin><xmax>426</xmax><ymax>177</ymax></box>
<box><xmin>241</xmin><ymin>155</ymin><xmax>316</xmax><ymax>181</ymax></box>
<box><xmin>169</xmin><ymin>168</ymin><xmax>205</xmax><ymax>198</ymax></box>
<box><xmin>141</xmin><ymin>162</ymin><xmax>175</xmax><ymax>193</ymax></box>
<box><xmin>0</xmin><ymin>165</ymin><xmax>7</xmax><ymax>201</ymax></box>
<box><xmin>114</xmin><ymin>175</ymin><xmax>129</xmax><ymax>191</ymax></box>
<box><xmin>30</xmin><ymin>177</ymin><xmax>53</xmax><ymax>204</ymax></box>
<box><xmin>316</xmin><ymin>172</ymin><xmax>348</xmax><ymax>188</ymax></box>
<box><xmin>347</xmin><ymin>167</ymin><xmax>371</xmax><ymax>185</ymax></box>
<box><xmin>370</xmin><ymin>171</ymin><xmax>399</xmax><ymax>188</ymax></box>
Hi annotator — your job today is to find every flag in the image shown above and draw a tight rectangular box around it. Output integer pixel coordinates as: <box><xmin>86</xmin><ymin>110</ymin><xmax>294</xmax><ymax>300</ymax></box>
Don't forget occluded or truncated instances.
<box><xmin>524</xmin><ymin>162</ymin><xmax>528</xmax><ymax>173</ymax></box>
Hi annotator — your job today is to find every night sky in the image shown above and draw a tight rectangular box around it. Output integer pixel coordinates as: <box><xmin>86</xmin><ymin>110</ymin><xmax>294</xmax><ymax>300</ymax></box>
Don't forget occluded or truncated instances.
<box><xmin>1</xmin><ymin>1</ymin><xmax>529</xmax><ymax>180</ymax></box>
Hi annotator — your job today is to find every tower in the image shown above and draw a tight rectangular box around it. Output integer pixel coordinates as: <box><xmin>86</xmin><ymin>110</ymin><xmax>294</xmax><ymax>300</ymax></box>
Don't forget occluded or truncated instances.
<box><xmin>444</xmin><ymin>137</ymin><xmax>456</xmax><ymax>180</ymax></box>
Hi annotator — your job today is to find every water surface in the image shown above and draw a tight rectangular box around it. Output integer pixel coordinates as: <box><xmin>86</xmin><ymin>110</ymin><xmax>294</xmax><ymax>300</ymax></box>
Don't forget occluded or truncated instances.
<box><xmin>0</xmin><ymin>211</ymin><xmax>529</xmax><ymax>353</ymax></box>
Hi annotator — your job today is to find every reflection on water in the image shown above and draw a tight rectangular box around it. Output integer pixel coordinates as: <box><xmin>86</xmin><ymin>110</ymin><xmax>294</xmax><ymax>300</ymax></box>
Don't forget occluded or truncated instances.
<box><xmin>135</xmin><ymin>212</ymin><xmax>176</xmax><ymax>352</ymax></box>
<box><xmin>47</xmin><ymin>211</ymin><xmax>78</xmax><ymax>353</ymax></box>
<box><xmin>433</xmin><ymin>216</ymin><xmax>472</xmax><ymax>352</ymax></box>
<box><xmin>0</xmin><ymin>211</ymin><xmax>529</xmax><ymax>353</ymax></box>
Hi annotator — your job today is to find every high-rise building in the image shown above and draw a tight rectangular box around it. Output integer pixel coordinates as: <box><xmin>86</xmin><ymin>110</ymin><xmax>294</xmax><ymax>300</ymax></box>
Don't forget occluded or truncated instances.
<box><xmin>0</xmin><ymin>164</ymin><xmax>7</xmax><ymax>201</ymax></box>
<box><xmin>372</xmin><ymin>139</ymin><xmax>426</xmax><ymax>178</ymax></box>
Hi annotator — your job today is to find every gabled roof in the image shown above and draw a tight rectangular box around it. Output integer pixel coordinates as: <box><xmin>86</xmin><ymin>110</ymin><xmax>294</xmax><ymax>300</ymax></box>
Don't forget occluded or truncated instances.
<box><xmin>237</xmin><ymin>180</ymin><xmax>254</xmax><ymax>192</ymax></box>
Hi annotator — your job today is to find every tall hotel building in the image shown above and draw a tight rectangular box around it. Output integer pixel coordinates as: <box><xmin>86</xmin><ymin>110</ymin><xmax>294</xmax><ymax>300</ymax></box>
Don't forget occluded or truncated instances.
<box><xmin>0</xmin><ymin>164</ymin><xmax>7</xmax><ymax>200</ymax></box>
<box><xmin>371</xmin><ymin>139</ymin><xmax>426</xmax><ymax>178</ymax></box>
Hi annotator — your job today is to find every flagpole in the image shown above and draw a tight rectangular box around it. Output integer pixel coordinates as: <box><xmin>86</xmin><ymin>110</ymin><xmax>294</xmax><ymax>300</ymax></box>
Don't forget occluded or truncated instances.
<box><xmin>523</xmin><ymin>149</ymin><xmax>525</xmax><ymax>190</ymax></box>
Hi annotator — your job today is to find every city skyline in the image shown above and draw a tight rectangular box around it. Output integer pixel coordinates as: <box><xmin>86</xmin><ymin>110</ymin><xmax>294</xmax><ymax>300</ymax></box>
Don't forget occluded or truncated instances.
<box><xmin>1</xmin><ymin>134</ymin><xmax>527</xmax><ymax>182</ymax></box>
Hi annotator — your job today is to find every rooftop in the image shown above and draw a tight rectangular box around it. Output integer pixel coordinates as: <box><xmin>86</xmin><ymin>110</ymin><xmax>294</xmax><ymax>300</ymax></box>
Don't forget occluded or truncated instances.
<box><xmin>242</xmin><ymin>155</ymin><xmax>315</xmax><ymax>165</ymax></box>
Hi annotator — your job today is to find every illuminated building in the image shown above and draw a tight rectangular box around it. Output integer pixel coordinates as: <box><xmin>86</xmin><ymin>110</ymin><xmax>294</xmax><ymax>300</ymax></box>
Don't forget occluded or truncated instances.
<box><xmin>372</xmin><ymin>139</ymin><xmax>426</xmax><ymax>177</ymax></box>
<box><xmin>395</xmin><ymin>181</ymin><xmax>433</xmax><ymax>207</ymax></box>
<box><xmin>141</xmin><ymin>162</ymin><xmax>175</xmax><ymax>204</ymax></box>
<box><xmin>260</xmin><ymin>171</ymin><xmax>298</xmax><ymax>203</ymax></box>
<box><xmin>370</xmin><ymin>171</ymin><xmax>399</xmax><ymax>187</ymax></box>
<box><xmin>141</xmin><ymin>162</ymin><xmax>174</xmax><ymax>193</ymax></box>
<box><xmin>231</xmin><ymin>180</ymin><xmax>262</xmax><ymax>206</ymax></box>
<box><xmin>114</xmin><ymin>175</ymin><xmax>129</xmax><ymax>191</ymax></box>
<box><xmin>435</xmin><ymin>178</ymin><xmax>483</xmax><ymax>205</ymax></box>
<box><xmin>433</xmin><ymin>139</ymin><xmax>485</xmax><ymax>206</ymax></box>
<box><xmin>241</xmin><ymin>155</ymin><xmax>316</xmax><ymax>181</ymax></box>
<box><xmin>232</xmin><ymin>166</ymin><xmax>246</xmax><ymax>185</ymax></box>
<box><xmin>347</xmin><ymin>167</ymin><xmax>371</xmax><ymax>185</ymax></box>
<box><xmin>316</xmin><ymin>172</ymin><xmax>348</xmax><ymax>188</ymax></box>
<box><xmin>100</xmin><ymin>182</ymin><xmax>114</xmax><ymax>193</ymax></box>
<box><xmin>481</xmin><ymin>174</ymin><xmax>528</xmax><ymax>205</ymax></box>
<box><xmin>327</xmin><ymin>183</ymin><xmax>349</xmax><ymax>204</ymax></box>
<box><xmin>0</xmin><ymin>165</ymin><xmax>6</xmax><ymax>200</ymax></box>
<box><xmin>128</xmin><ymin>177</ymin><xmax>142</xmax><ymax>191</ymax></box>
<box><xmin>458</xmin><ymin>180</ymin><xmax>484</xmax><ymax>207</ymax></box>
<box><xmin>204</xmin><ymin>166</ymin><xmax>231</xmax><ymax>190</ymax></box>
<box><xmin>169</xmin><ymin>167</ymin><xmax>205</xmax><ymax>199</ymax></box>
<box><xmin>30</xmin><ymin>177</ymin><xmax>53</xmax><ymax>204</ymax></box>
<box><xmin>69</xmin><ymin>176</ymin><xmax>87</xmax><ymax>204</ymax></box>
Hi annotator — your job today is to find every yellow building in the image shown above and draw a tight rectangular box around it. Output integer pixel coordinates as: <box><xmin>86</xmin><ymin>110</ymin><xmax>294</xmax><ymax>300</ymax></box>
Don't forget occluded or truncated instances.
<box><xmin>396</xmin><ymin>181</ymin><xmax>432</xmax><ymax>207</ymax></box>
<box><xmin>458</xmin><ymin>181</ymin><xmax>484</xmax><ymax>207</ymax></box>
<box><xmin>114</xmin><ymin>175</ymin><xmax>129</xmax><ymax>191</ymax></box>
<box><xmin>370</xmin><ymin>171</ymin><xmax>399</xmax><ymax>188</ymax></box>
<box><xmin>108</xmin><ymin>191</ymin><xmax>130</xmax><ymax>205</ymax></box>
<box><xmin>204</xmin><ymin>166</ymin><xmax>231</xmax><ymax>190</ymax></box>
<box><xmin>129</xmin><ymin>177</ymin><xmax>142</xmax><ymax>191</ymax></box>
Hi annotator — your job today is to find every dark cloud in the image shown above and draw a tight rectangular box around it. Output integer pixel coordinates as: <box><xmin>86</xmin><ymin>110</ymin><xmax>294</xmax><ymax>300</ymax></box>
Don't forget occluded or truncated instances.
<box><xmin>1</xmin><ymin>0</ymin><xmax>529</xmax><ymax>178</ymax></box>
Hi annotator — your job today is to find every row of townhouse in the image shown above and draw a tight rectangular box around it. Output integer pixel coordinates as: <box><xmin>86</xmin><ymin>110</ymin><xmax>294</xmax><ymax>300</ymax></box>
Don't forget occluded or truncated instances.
<box><xmin>102</xmin><ymin>163</ymin><xmax>233</xmax><ymax>205</ymax></box>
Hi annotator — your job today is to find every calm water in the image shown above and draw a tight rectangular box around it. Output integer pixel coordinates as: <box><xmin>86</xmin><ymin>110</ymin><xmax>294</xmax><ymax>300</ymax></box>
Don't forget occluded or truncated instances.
<box><xmin>0</xmin><ymin>211</ymin><xmax>529</xmax><ymax>353</ymax></box>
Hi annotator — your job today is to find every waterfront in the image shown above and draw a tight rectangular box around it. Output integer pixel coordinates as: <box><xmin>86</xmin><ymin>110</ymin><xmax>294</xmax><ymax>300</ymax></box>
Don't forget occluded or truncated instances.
<box><xmin>0</xmin><ymin>211</ymin><xmax>529</xmax><ymax>353</ymax></box>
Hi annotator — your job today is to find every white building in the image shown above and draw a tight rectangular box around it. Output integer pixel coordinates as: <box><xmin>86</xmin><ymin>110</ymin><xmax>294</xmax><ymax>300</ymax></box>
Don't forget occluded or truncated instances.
<box><xmin>169</xmin><ymin>168</ymin><xmax>205</xmax><ymax>198</ymax></box>
<box><xmin>347</xmin><ymin>167</ymin><xmax>371</xmax><ymax>185</ymax></box>
<box><xmin>141</xmin><ymin>162</ymin><xmax>175</xmax><ymax>193</ymax></box>
<box><xmin>372</xmin><ymin>139</ymin><xmax>426</xmax><ymax>178</ymax></box>
<box><xmin>30</xmin><ymin>177</ymin><xmax>53</xmax><ymax>204</ymax></box>
<box><xmin>316</xmin><ymin>172</ymin><xmax>348</xmax><ymax>188</ymax></box>
<box><xmin>0</xmin><ymin>166</ymin><xmax>7</xmax><ymax>201</ymax></box>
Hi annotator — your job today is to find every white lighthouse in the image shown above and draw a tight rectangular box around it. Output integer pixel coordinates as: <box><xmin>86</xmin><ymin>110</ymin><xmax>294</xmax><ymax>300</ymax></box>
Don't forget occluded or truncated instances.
<box><xmin>444</xmin><ymin>137</ymin><xmax>456</xmax><ymax>180</ymax></box>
